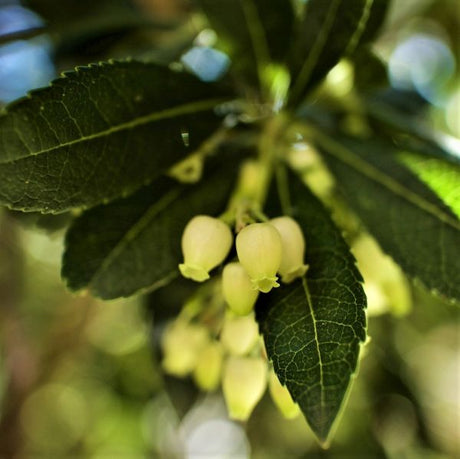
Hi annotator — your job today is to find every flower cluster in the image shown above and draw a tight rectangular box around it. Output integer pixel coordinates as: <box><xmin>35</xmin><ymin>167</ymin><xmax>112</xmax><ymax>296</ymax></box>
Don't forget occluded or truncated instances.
<box><xmin>178</xmin><ymin>214</ymin><xmax>308</xmax><ymax>315</ymax></box>
<box><xmin>162</xmin><ymin>212</ymin><xmax>308</xmax><ymax>421</ymax></box>
<box><xmin>161</xmin><ymin>309</ymin><xmax>300</xmax><ymax>421</ymax></box>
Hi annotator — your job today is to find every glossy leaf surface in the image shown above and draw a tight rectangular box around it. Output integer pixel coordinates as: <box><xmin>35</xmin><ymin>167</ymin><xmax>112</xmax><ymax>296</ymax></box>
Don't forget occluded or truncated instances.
<box><xmin>288</xmin><ymin>0</ymin><xmax>389</xmax><ymax>105</ymax></box>
<box><xmin>317</xmin><ymin>132</ymin><xmax>460</xmax><ymax>303</ymax></box>
<box><xmin>0</xmin><ymin>61</ymin><xmax>232</xmax><ymax>213</ymax></box>
<box><xmin>196</xmin><ymin>0</ymin><xmax>294</xmax><ymax>88</ymax></box>
<box><xmin>62</xmin><ymin>150</ymin><xmax>242</xmax><ymax>299</ymax></box>
<box><xmin>257</xmin><ymin>170</ymin><xmax>366</xmax><ymax>444</ymax></box>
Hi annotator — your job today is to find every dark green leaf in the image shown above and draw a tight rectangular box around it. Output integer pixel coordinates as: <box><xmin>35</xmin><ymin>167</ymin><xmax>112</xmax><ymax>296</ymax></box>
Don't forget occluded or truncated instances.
<box><xmin>0</xmin><ymin>61</ymin><xmax>233</xmax><ymax>213</ymax></box>
<box><xmin>288</xmin><ymin>0</ymin><xmax>389</xmax><ymax>105</ymax></box>
<box><xmin>257</xmin><ymin>169</ymin><xmax>366</xmax><ymax>444</ymax></box>
<box><xmin>316</xmin><ymin>132</ymin><xmax>460</xmax><ymax>303</ymax></box>
<box><xmin>24</xmin><ymin>0</ymin><xmax>179</xmax><ymax>63</ymax></box>
<box><xmin>62</xmin><ymin>145</ymin><xmax>246</xmax><ymax>299</ymax></box>
<box><xmin>195</xmin><ymin>0</ymin><xmax>294</xmax><ymax>89</ymax></box>
<box><xmin>352</xmin><ymin>50</ymin><xmax>388</xmax><ymax>91</ymax></box>
<box><xmin>27</xmin><ymin>0</ymin><xmax>141</xmax><ymax>30</ymax></box>
<box><xmin>365</xmin><ymin>90</ymin><xmax>460</xmax><ymax>165</ymax></box>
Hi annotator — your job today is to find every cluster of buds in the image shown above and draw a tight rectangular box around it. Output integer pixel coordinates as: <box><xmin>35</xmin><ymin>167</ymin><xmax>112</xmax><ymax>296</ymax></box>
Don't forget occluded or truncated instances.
<box><xmin>161</xmin><ymin>311</ymin><xmax>299</xmax><ymax>421</ymax></box>
<box><xmin>166</xmin><ymin>211</ymin><xmax>307</xmax><ymax>421</ymax></box>
<box><xmin>179</xmin><ymin>214</ymin><xmax>307</xmax><ymax>315</ymax></box>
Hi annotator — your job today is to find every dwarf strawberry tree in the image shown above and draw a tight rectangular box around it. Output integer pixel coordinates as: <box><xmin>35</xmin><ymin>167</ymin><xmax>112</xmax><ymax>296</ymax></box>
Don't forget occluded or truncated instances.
<box><xmin>1</xmin><ymin>0</ymin><xmax>459</xmax><ymax>447</ymax></box>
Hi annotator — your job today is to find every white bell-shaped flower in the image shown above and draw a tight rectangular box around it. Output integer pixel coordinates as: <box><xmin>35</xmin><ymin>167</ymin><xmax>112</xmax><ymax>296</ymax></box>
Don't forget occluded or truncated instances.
<box><xmin>236</xmin><ymin>223</ymin><xmax>282</xmax><ymax>293</ymax></box>
<box><xmin>161</xmin><ymin>321</ymin><xmax>209</xmax><ymax>377</ymax></box>
<box><xmin>268</xmin><ymin>369</ymin><xmax>300</xmax><ymax>419</ymax></box>
<box><xmin>220</xmin><ymin>313</ymin><xmax>259</xmax><ymax>356</ymax></box>
<box><xmin>222</xmin><ymin>262</ymin><xmax>259</xmax><ymax>315</ymax></box>
<box><xmin>193</xmin><ymin>341</ymin><xmax>223</xmax><ymax>391</ymax></box>
<box><xmin>179</xmin><ymin>215</ymin><xmax>233</xmax><ymax>282</ymax></box>
<box><xmin>222</xmin><ymin>356</ymin><xmax>267</xmax><ymax>421</ymax></box>
<box><xmin>270</xmin><ymin>216</ymin><xmax>308</xmax><ymax>283</ymax></box>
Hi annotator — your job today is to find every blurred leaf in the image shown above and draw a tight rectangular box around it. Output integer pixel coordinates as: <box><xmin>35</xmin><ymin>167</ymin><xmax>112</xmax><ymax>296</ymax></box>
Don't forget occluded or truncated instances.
<box><xmin>398</xmin><ymin>152</ymin><xmax>460</xmax><ymax>218</ymax></box>
<box><xmin>257</xmin><ymin>169</ymin><xmax>366</xmax><ymax>444</ymax></box>
<box><xmin>22</xmin><ymin>0</ymin><xmax>179</xmax><ymax>63</ymax></box>
<box><xmin>53</xmin><ymin>19</ymin><xmax>169</xmax><ymax>61</ymax></box>
<box><xmin>352</xmin><ymin>50</ymin><xmax>388</xmax><ymax>91</ymax></box>
<box><xmin>316</xmin><ymin>132</ymin><xmax>460</xmax><ymax>303</ymax></box>
<box><xmin>0</xmin><ymin>61</ymin><xmax>234</xmax><ymax>213</ymax></box>
<box><xmin>26</xmin><ymin>0</ymin><xmax>139</xmax><ymax>27</ymax></box>
<box><xmin>195</xmin><ymin>0</ymin><xmax>294</xmax><ymax>89</ymax></box>
<box><xmin>288</xmin><ymin>0</ymin><xmax>389</xmax><ymax>105</ymax></box>
<box><xmin>365</xmin><ymin>89</ymin><xmax>460</xmax><ymax>165</ymax></box>
<box><xmin>62</xmin><ymin>146</ymin><xmax>244</xmax><ymax>299</ymax></box>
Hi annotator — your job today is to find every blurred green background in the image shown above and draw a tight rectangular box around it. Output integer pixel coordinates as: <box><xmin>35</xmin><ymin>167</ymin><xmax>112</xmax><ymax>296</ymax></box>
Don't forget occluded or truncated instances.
<box><xmin>0</xmin><ymin>0</ymin><xmax>459</xmax><ymax>457</ymax></box>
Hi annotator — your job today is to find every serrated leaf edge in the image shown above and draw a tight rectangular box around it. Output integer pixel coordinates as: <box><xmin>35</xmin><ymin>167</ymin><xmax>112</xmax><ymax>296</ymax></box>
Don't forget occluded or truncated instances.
<box><xmin>313</xmin><ymin>129</ymin><xmax>460</xmax><ymax>230</ymax></box>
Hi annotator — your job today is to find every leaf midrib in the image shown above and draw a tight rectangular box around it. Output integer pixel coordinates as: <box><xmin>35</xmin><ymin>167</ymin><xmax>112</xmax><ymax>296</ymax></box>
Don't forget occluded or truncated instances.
<box><xmin>302</xmin><ymin>276</ymin><xmax>325</xmax><ymax>409</ymax></box>
<box><xmin>240</xmin><ymin>0</ymin><xmax>271</xmax><ymax>85</ymax></box>
<box><xmin>345</xmin><ymin>0</ymin><xmax>374</xmax><ymax>54</ymax></box>
<box><xmin>290</xmin><ymin>0</ymin><xmax>342</xmax><ymax>101</ymax></box>
<box><xmin>314</xmin><ymin>129</ymin><xmax>460</xmax><ymax>231</ymax></box>
<box><xmin>1</xmin><ymin>98</ymin><xmax>229</xmax><ymax>164</ymax></box>
<box><xmin>90</xmin><ymin>186</ymin><xmax>183</xmax><ymax>289</ymax></box>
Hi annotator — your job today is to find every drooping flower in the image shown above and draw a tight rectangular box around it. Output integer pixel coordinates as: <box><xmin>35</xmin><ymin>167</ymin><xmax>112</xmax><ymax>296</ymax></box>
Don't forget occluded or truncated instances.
<box><xmin>222</xmin><ymin>356</ymin><xmax>267</xmax><ymax>421</ymax></box>
<box><xmin>161</xmin><ymin>321</ymin><xmax>209</xmax><ymax>377</ymax></box>
<box><xmin>222</xmin><ymin>262</ymin><xmax>259</xmax><ymax>315</ymax></box>
<box><xmin>193</xmin><ymin>341</ymin><xmax>224</xmax><ymax>391</ymax></box>
<box><xmin>236</xmin><ymin>223</ymin><xmax>282</xmax><ymax>293</ymax></box>
<box><xmin>179</xmin><ymin>215</ymin><xmax>233</xmax><ymax>282</ymax></box>
<box><xmin>220</xmin><ymin>313</ymin><xmax>259</xmax><ymax>356</ymax></box>
<box><xmin>268</xmin><ymin>369</ymin><xmax>300</xmax><ymax>419</ymax></box>
<box><xmin>269</xmin><ymin>216</ymin><xmax>308</xmax><ymax>283</ymax></box>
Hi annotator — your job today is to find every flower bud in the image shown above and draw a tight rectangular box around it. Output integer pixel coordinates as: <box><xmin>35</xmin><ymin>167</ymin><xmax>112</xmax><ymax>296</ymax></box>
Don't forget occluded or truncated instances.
<box><xmin>179</xmin><ymin>215</ymin><xmax>233</xmax><ymax>282</ymax></box>
<box><xmin>220</xmin><ymin>314</ymin><xmax>259</xmax><ymax>356</ymax></box>
<box><xmin>193</xmin><ymin>341</ymin><xmax>223</xmax><ymax>391</ymax></box>
<box><xmin>161</xmin><ymin>321</ymin><xmax>209</xmax><ymax>377</ymax></box>
<box><xmin>222</xmin><ymin>356</ymin><xmax>267</xmax><ymax>421</ymax></box>
<box><xmin>269</xmin><ymin>216</ymin><xmax>308</xmax><ymax>283</ymax></box>
<box><xmin>236</xmin><ymin>223</ymin><xmax>282</xmax><ymax>293</ymax></box>
<box><xmin>268</xmin><ymin>369</ymin><xmax>300</xmax><ymax>419</ymax></box>
<box><xmin>168</xmin><ymin>153</ymin><xmax>203</xmax><ymax>183</ymax></box>
<box><xmin>352</xmin><ymin>233</ymin><xmax>411</xmax><ymax>317</ymax></box>
<box><xmin>222</xmin><ymin>262</ymin><xmax>259</xmax><ymax>315</ymax></box>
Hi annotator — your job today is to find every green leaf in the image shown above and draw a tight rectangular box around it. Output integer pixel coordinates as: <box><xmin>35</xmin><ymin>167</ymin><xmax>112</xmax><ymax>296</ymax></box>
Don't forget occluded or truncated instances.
<box><xmin>195</xmin><ymin>0</ymin><xmax>294</xmax><ymax>89</ymax></box>
<box><xmin>315</xmin><ymin>131</ymin><xmax>460</xmax><ymax>303</ymax></box>
<box><xmin>257</xmin><ymin>169</ymin><xmax>366</xmax><ymax>444</ymax></box>
<box><xmin>397</xmin><ymin>152</ymin><xmax>460</xmax><ymax>218</ymax></box>
<box><xmin>0</xmin><ymin>61</ymin><xmax>233</xmax><ymax>213</ymax></box>
<box><xmin>365</xmin><ymin>89</ymin><xmax>460</xmax><ymax>165</ymax></box>
<box><xmin>352</xmin><ymin>50</ymin><xmax>388</xmax><ymax>91</ymax></box>
<box><xmin>61</xmin><ymin>145</ymin><xmax>245</xmax><ymax>299</ymax></box>
<box><xmin>288</xmin><ymin>0</ymin><xmax>389</xmax><ymax>105</ymax></box>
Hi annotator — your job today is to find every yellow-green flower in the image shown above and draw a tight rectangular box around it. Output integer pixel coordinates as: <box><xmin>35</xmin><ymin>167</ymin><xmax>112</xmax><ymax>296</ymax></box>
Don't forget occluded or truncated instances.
<box><xmin>270</xmin><ymin>216</ymin><xmax>308</xmax><ymax>283</ymax></box>
<box><xmin>222</xmin><ymin>262</ymin><xmax>259</xmax><ymax>315</ymax></box>
<box><xmin>220</xmin><ymin>313</ymin><xmax>259</xmax><ymax>356</ymax></box>
<box><xmin>222</xmin><ymin>356</ymin><xmax>267</xmax><ymax>421</ymax></box>
<box><xmin>236</xmin><ymin>223</ymin><xmax>282</xmax><ymax>293</ymax></box>
<box><xmin>179</xmin><ymin>215</ymin><xmax>233</xmax><ymax>282</ymax></box>
<box><xmin>161</xmin><ymin>321</ymin><xmax>209</xmax><ymax>377</ymax></box>
<box><xmin>193</xmin><ymin>341</ymin><xmax>224</xmax><ymax>391</ymax></box>
<box><xmin>268</xmin><ymin>369</ymin><xmax>300</xmax><ymax>419</ymax></box>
